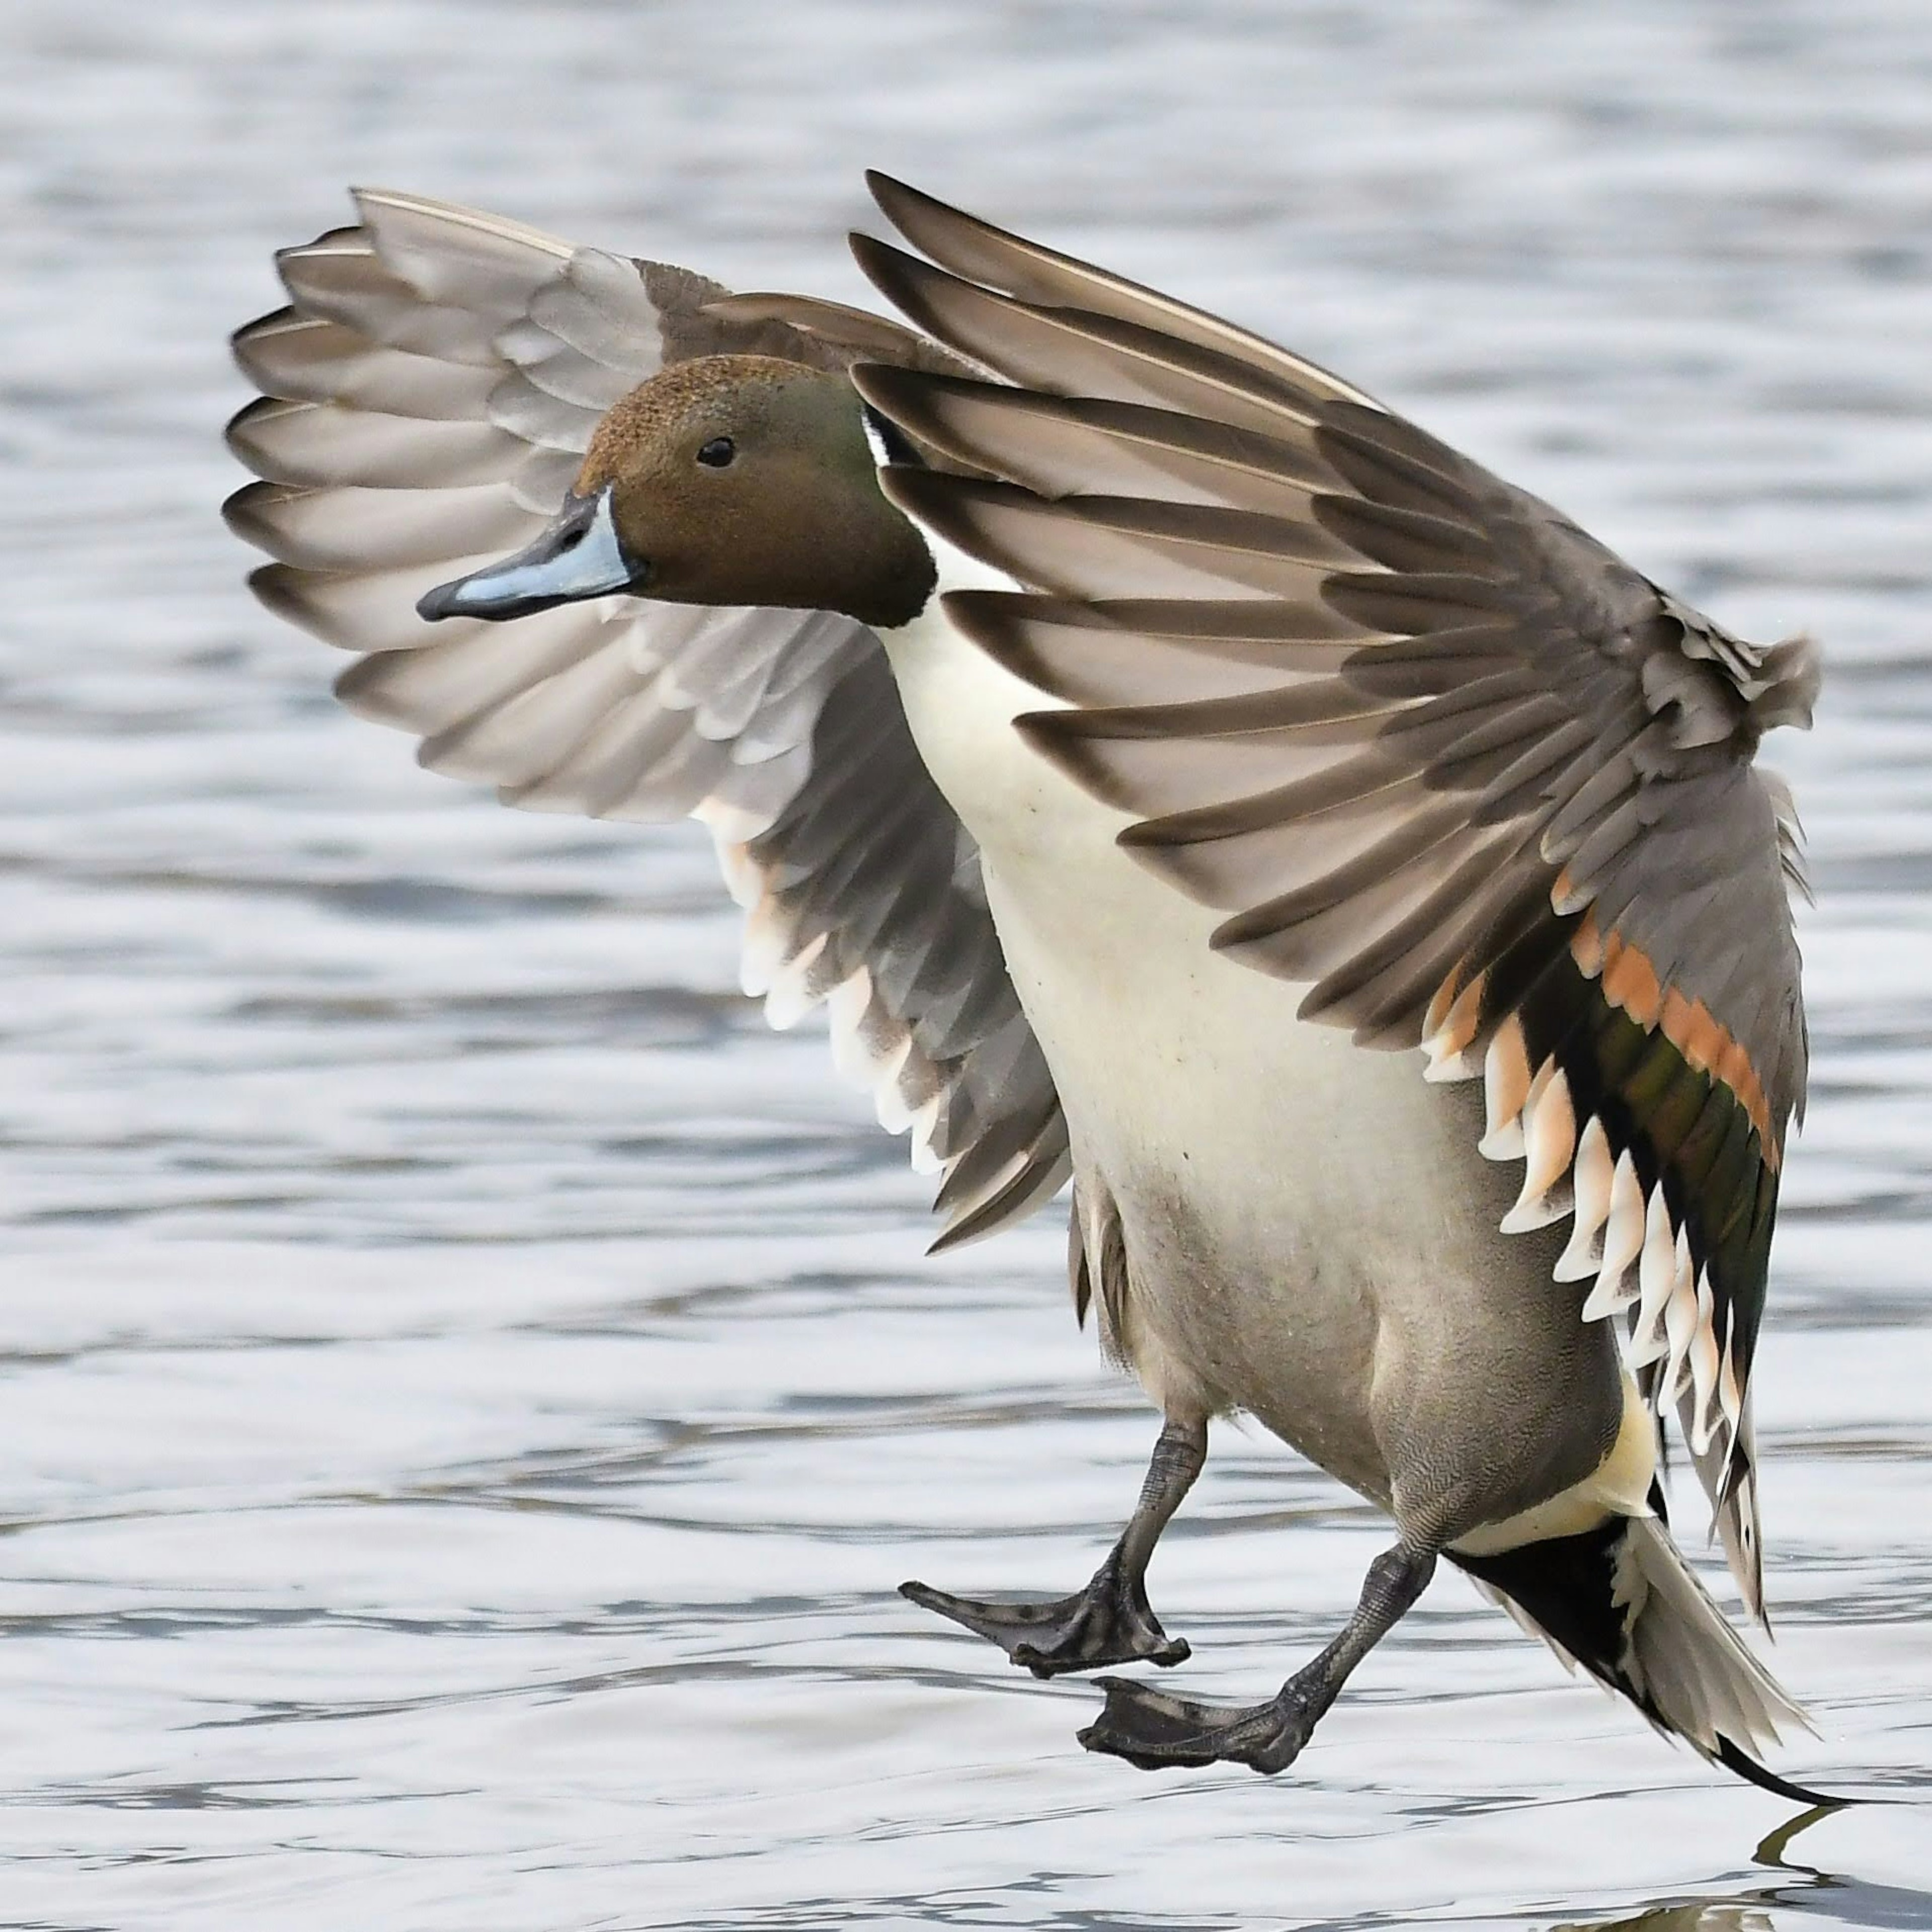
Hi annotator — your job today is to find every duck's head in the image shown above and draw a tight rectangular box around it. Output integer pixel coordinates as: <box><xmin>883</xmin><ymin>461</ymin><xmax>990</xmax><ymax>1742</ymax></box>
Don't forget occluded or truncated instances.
<box><xmin>417</xmin><ymin>354</ymin><xmax>936</xmax><ymax>630</ymax></box>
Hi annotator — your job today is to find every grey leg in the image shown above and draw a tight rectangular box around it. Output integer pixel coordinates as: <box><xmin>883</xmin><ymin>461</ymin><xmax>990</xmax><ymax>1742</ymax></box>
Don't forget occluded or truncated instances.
<box><xmin>1078</xmin><ymin>1540</ymin><xmax>1437</xmax><ymax>1772</ymax></box>
<box><xmin>901</xmin><ymin>1416</ymin><xmax>1205</xmax><ymax>1678</ymax></box>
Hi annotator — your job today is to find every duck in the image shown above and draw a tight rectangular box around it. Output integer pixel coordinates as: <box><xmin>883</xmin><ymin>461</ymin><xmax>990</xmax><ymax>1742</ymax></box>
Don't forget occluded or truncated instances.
<box><xmin>224</xmin><ymin>174</ymin><xmax>1830</xmax><ymax>1799</ymax></box>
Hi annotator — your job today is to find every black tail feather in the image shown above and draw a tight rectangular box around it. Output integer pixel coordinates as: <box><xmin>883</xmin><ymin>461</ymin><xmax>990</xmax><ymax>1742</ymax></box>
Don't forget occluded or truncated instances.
<box><xmin>1453</xmin><ymin>1519</ymin><xmax>1651</xmax><ymax>1708</ymax></box>
<box><xmin>1453</xmin><ymin>1513</ymin><xmax>1828</xmax><ymax>1799</ymax></box>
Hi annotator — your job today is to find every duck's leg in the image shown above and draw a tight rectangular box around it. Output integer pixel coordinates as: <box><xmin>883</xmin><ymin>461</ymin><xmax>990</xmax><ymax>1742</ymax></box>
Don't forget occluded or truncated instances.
<box><xmin>1077</xmin><ymin>1541</ymin><xmax>1436</xmax><ymax>1772</ymax></box>
<box><xmin>901</xmin><ymin>1415</ymin><xmax>1204</xmax><ymax>1678</ymax></box>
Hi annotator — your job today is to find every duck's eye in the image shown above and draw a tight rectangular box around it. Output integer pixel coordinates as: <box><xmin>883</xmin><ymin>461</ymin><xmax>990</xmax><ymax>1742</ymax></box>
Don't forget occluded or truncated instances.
<box><xmin>696</xmin><ymin>437</ymin><xmax>736</xmax><ymax>468</ymax></box>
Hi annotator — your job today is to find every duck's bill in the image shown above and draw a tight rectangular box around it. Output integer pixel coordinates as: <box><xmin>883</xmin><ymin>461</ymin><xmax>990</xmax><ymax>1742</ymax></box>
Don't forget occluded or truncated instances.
<box><xmin>416</xmin><ymin>487</ymin><xmax>643</xmax><ymax>622</ymax></box>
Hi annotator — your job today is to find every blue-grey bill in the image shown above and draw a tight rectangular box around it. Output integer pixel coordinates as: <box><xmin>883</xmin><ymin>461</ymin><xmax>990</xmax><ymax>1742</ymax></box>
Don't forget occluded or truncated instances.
<box><xmin>416</xmin><ymin>487</ymin><xmax>636</xmax><ymax>622</ymax></box>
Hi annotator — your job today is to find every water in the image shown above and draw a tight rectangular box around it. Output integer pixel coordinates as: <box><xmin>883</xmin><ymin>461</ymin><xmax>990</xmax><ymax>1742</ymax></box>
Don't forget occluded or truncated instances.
<box><xmin>1</xmin><ymin>1</ymin><xmax>1929</xmax><ymax>1924</ymax></box>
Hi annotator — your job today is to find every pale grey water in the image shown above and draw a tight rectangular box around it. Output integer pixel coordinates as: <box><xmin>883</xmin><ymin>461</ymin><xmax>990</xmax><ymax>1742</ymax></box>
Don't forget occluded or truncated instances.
<box><xmin>1</xmin><ymin>1</ymin><xmax>1929</xmax><ymax>1925</ymax></box>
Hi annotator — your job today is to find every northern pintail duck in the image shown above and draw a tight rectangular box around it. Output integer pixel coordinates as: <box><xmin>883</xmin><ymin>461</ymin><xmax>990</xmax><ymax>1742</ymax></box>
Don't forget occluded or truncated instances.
<box><xmin>225</xmin><ymin>177</ymin><xmax>1828</xmax><ymax>1798</ymax></box>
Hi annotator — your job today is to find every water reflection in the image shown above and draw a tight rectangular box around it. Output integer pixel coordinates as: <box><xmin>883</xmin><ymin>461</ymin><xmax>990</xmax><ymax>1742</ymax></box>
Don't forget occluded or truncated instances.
<box><xmin>1565</xmin><ymin>1808</ymin><xmax>1932</xmax><ymax>1932</ymax></box>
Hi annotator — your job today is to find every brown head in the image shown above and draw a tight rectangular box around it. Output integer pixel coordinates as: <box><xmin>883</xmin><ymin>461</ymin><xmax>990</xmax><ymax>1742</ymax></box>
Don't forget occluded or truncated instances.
<box><xmin>417</xmin><ymin>355</ymin><xmax>936</xmax><ymax>630</ymax></box>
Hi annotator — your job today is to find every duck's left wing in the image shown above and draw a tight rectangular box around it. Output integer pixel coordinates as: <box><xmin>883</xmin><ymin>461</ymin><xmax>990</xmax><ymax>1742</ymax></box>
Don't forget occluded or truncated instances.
<box><xmin>850</xmin><ymin>175</ymin><xmax>1820</xmax><ymax>1614</ymax></box>
<box><xmin>226</xmin><ymin>190</ymin><xmax>1066</xmax><ymax>1247</ymax></box>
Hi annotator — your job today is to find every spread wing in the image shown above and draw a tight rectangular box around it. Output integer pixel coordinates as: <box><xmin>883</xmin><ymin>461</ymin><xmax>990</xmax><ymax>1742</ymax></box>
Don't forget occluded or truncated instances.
<box><xmin>225</xmin><ymin>189</ymin><xmax>1068</xmax><ymax>1246</ymax></box>
<box><xmin>851</xmin><ymin>174</ymin><xmax>1821</xmax><ymax>1609</ymax></box>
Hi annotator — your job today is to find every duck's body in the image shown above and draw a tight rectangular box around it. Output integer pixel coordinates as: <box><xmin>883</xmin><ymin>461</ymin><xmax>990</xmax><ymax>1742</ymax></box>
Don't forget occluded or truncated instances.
<box><xmin>886</xmin><ymin>557</ymin><xmax>1622</xmax><ymax>1532</ymax></box>
<box><xmin>224</xmin><ymin>177</ymin><xmax>1828</xmax><ymax>1796</ymax></box>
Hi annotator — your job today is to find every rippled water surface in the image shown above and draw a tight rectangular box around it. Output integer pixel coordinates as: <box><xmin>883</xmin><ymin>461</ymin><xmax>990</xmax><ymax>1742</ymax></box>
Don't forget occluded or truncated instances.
<box><xmin>3</xmin><ymin>2</ymin><xmax>1931</xmax><ymax>1925</ymax></box>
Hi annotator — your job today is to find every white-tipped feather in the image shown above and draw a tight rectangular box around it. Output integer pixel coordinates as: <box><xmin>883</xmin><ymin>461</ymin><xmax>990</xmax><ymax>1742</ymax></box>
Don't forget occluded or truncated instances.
<box><xmin>706</xmin><ymin>830</ymin><xmax>764</xmax><ymax>910</ymax></box>
<box><xmin>1420</xmin><ymin>974</ymin><xmax>1457</xmax><ymax>1044</ymax></box>
<box><xmin>1555</xmin><ymin>1113</ymin><xmax>1615</xmax><ymax>1281</ymax></box>
<box><xmin>1582</xmin><ymin>1151</ymin><xmax>1647</xmax><ymax>1320</ymax></box>
<box><xmin>1724</xmin><ymin>1458</ymin><xmax>1766</xmax><ymax>1625</ymax></box>
<box><xmin>824</xmin><ymin>968</ymin><xmax>876</xmax><ymax>1078</ymax></box>
<box><xmin>866</xmin><ymin>1032</ymin><xmax>919</xmax><ymax>1126</ymax></box>
<box><xmin>1687</xmin><ymin>1270</ymin><xmax>1724</xmax><ymax>1455</ymax></box>
<box><xmin>762</xmin><ymin>931</ymin><xmax>832</xmax><ymax>1029</ymax></box>
<box><xmin>904</xmin><ymin>1089</ymin><xmax>946</xmax><ymax>1174</ymax></box>
<box><xmin>1717</xmin><ymin>1325</ymin><xmax>1746</xmax><ymax>1434</ymax></box>
<box><xmin>1420</xmin><ymin>977</ymin><xmax>1484</xmax><ymax>1082</ymax></box>
<box><xmin>819</xmin><ymin>965</ymin><xmax>952</xmax><ymax>1158</ymax></box>
<box><xmin>1478</xmin><ymin>1022</ymin><xmax>1532</xmax><ymax>1161</ymax></box>
<box><xmin>738</xmin><ymin>887</ymin><xmax>797</xmax><ymax>998</ymax></box>
<box><xmin>1628</xmin><ymin>1187</ymin><xmax>1678</xmax><ymax>1366</ymax></box>
<box><xmin>1660</xmin><ymin>1230</ymin><xmax>1699</xmax><ymax>1410</ymax></box>
<box><xmin>1501</xmin><ymin>1061</ymin><xmax>1576</xmax><ymax>1233</ymax></box>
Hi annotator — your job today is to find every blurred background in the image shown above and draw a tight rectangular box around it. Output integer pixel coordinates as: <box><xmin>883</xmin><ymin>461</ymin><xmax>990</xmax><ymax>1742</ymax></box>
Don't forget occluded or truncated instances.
<box><xmin>1</xmin><ymin>2</ymin><xmax>1928</xmax><ymax>1926</ymax></box>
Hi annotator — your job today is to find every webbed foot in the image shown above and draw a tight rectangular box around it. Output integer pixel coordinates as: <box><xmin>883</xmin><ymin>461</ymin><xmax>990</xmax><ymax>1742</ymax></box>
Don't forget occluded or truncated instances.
<box><xmin>1078</xmin><ymin>1674</ymin><xmax>1313</xmax><ymax>1774</ymax></box>
<box><xmin>901</xmin><ymin>1552</ymin><xmax>1190</xmax><ymax>1678</ymax></box>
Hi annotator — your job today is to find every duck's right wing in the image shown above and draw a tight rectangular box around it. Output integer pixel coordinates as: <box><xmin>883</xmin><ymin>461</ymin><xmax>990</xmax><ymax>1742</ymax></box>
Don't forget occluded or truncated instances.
<box><xmin>849</xmin><ymin>175</ymin><xmax>1821</xmax><ymax>1613</ymax></box>
<box><xmin>224</xmin><ymin>190</ymin><xmax>1068</xmax><ymax>1245</ymax></box>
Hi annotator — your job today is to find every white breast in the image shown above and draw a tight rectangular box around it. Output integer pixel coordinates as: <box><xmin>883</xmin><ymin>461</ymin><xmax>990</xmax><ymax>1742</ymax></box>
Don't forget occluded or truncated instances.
<box><xmin>878</xmin><ymin>549</ymin><xmax>1488</xmax><ymax>1290</ymax></box>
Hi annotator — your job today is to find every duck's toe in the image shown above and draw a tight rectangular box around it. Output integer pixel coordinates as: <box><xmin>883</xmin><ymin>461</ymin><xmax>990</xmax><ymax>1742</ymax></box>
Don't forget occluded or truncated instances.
<box><xmin>900</xmin><ymin>1556</ymin><xmax>1190</xmax><ymax>1678</ymax></box>
<box><xmin>1077</xmin><ymin>1676</ymin><xmax>1313</xmax><ymax>1774</ymax></box>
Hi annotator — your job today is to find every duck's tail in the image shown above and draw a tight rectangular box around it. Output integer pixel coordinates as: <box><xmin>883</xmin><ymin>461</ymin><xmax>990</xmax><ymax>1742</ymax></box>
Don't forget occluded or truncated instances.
<box><xmin>1451</xmin><ymin>1514</ymin><xmax>1837</xmax><ymax>1804</ymax></box>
